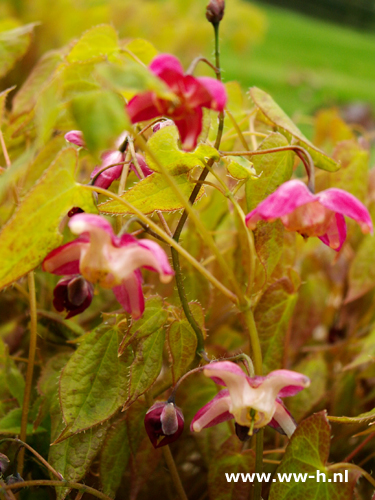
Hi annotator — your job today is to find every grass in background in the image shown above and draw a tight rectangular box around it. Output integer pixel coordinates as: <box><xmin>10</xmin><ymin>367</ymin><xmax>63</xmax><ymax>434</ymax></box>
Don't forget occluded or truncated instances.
<box><xmin>222</xmin><ymin>2</ymin><xmax>375</xmax><ymax>117</ymax></box>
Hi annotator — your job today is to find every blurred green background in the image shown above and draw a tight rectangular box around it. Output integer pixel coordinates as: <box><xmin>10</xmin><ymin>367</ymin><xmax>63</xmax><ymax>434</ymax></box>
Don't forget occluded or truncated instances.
<box><xmin>2</xmin><ymin>0</ymin><xmax>375</xmax><ymax>120</ymax></box>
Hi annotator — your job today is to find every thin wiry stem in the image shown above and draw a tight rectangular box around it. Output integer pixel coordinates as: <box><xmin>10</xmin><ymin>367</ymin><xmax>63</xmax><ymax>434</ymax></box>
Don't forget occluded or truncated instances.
<box><xmin>18</xmin><ymin>272</ymin><xmax>38</xmax><ymax>476</ymax></box>
<box><xmin>4</xmin><ymin>480</ymin><xmax>113</xmax><ymax>500</ymax></box>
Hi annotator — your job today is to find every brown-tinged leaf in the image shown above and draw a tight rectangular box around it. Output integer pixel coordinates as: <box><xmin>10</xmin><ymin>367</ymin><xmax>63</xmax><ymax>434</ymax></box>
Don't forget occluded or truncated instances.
<box><xmin>208</xmin><ymin>435</ymin><xmax>255</xmax><ymax>500</ymax></box>
<box><xmin>269</xmin><ymin>412</ymin><xmax>361</xmax><ymax>500</ymax></box>
<box><xmin>250</xmin><ymin>87</ymin><xmax>339</xmax><ymax>172</ymax></box>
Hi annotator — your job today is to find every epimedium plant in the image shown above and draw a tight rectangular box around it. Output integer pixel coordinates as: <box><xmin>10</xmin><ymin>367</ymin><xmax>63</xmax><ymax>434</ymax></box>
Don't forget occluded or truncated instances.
<box><xmin>0</xmin><ymin>1</ymin><xmax>375</xmax><ymax>499</ymax></box>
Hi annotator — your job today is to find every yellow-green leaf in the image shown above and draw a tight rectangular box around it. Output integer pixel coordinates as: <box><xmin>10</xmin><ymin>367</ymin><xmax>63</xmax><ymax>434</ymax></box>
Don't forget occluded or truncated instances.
<box><xmin>224</xmin><ymin>155</ymin><xmax>256</xmax><ymax>180</ymax></box>
<box><xmin>99</xmin><ymin>172</ymin><xmax>204</xmax><ymax>215</ymax></box>
<box><xmin>0</xmin><ymin>148</ymin><xmax>97</xmax><ymax>290</ymax></box>
<box><xmin>71</xmin><ymin>90</ymin><xmax>130</xmax><ymax>154</ymax></box>
<box><xmin>66</xmin><ymin>24</ymin><xmax>119</xmax><ymax>64</ymax></box>
<box><xmin>146</xmin><ymin>125</ymin><xmax>220</xmax><ymax>174</ymax></box>
<box><xmin>250</xmin><ymin>87</ymin><xmax>339</xmax><ymax>172</ymax></box>
<box><xmin>0</xmin><ymin>22</ymin><xmax>38</xmax><ymax>78</ymax></box>
<box><xmin>124</xmin><ymin>38</ymin><xmax>158</xmax><ymax>65</ymax></box>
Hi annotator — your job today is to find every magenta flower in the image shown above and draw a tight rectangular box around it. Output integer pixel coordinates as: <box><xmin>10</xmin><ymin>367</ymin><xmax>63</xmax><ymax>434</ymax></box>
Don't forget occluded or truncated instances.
<box><xmin>127</xmin><ymin>54</ymin><xmax>227</xmax><ymax>150</ymax></box>
<box><xmin>53</xmin><ymin>275</ymin><xmax>94</xmax><ymax>319</ymax></box>
<box><xmin>245</xmin><ymin>180</ymin><xmax>373</xmax><ymax>251</ymax></box>
<box><xmin>144</xmin><ymin>401</ymin><xmax>184</xmax><ymax>448</ymax></box>
<box><xmin>190</xmin><ymin>361</ymin><xmax>310</xmax><ymax>439</ymax></box>
<box><xmin>42</xmin><ymin>214</ymin><xmax>174</xmax><ymax>319</ymax></box>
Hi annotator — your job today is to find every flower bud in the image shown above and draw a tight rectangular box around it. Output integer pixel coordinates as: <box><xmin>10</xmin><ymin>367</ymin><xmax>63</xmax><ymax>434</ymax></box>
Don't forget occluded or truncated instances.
<box><xmin>0</xmin><ymin>453</ymin><xmax>10</xmax><ymax>474</ymax></box>
<box><xmin>67</xmin><ymin>207</ymin><xmax>84</xmax><ymax>218</ymax></box>
<box><xmin>53</xmin><ymin>276</ymin><xmax>94</xmax><ymax>319</ymax></box>
<box><xmin>206</xmin><ymin>0</ymin><xmax>225</xmax><ymax>24</ymax></box>
<box><xmin>152</xmin><ymin>119</ymin><xmax>174</xmax><ymax>133</ymax></box>
<box><xmin>64</xmin><ymin>130</ymin><xmax>86</xmax><ymax>148</ymax></box>
<box><xmin>144</xmin><ymin>401</ymin><xmax>184</xmax><ymax>448</ymax></box>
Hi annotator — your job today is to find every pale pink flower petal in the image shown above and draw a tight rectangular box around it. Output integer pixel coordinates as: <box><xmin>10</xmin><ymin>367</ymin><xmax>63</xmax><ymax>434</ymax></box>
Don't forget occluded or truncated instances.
<box><xmin>268</xmin><ymin>400</ymin><xmax>297</xmax><ymax>438</ymax></box>
<box><xmin>136</xmin><ymin>239</ymin><xmax>174</xmax><ymax>283</ymax></box>
<box><xmin>318</xmin><ymin>213</ymin><xmax>347</xmax><ymax>251</ymax></box>
<box><xmin>190</xmin><ymin>390</ymin><xmax>233</xmax><ymax>432</ymax></box>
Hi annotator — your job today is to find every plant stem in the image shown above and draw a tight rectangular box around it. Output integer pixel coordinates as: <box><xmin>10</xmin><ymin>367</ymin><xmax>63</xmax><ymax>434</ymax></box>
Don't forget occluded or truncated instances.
<box><xmin>225</xmin><ymin>108</ymin><xmax>250</xmax><ymax>151</ymax></box>
<box><xmin>162</xmin><ymin>446</ymin><xmax>189</xmax><ymax>500</ymax></box>
<box><xmin>18</xmin><ymin>272</ymin><xmax>38</xmax><ymax>476</ymax></box>
<box><xmin>242</xmin><ymin>307</ymin><xmax>262</xmax><ymax>376</ymax></box>
<box><xmin>4</xmin><ymin>480</ymin><xmax>113</xmax><ymax>500</ymax></box>
<box><xmin>328</xmin><ymin>462</ymin><xmax>375</xmax><ymax>489</ymax></box>
<box><xmin>344</xmin><ymin>431</ymin><xmax>375</xmax><ymax>463</ymax></box>
<box><xmin>253</xmin><ymin>430</ymin><xmax>264</xmax><ymax>500</ymax></box>
<box><xmin>84</xmin><ymin>185</ymin><xmax>237</xmax><ymax>303</ymax></box>
<box><xmin>0</xmin><ymin>438</ymin><xmax>63</xmax><ymax>480</ymax></box>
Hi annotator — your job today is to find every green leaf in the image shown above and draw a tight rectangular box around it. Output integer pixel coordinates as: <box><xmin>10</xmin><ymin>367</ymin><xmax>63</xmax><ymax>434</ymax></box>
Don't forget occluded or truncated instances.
<box><xmin>12</xmin><ymin>49</ymin><xmax>65</xmax><ymax>117</ymax></box>
<box><xmin>66</xmin><ymin>25</ymin><xmax>119</xmax><ymax>63</ymax></box>
<box><xmin>250</xmin><ymin>87</ymin><xmax>339</xmax><ymax>172</ymax></box>
<box><xmin>124</xmin><ymin>327</ymin><xmax>165</xmax><ymax>409</ymax></box>
<box><xmin>71</xmin><ymin>90</ymin><xmax>130</xmax><ymax>154</ymax></box>
<box><xmin>253</xmin><ymin>220</ymin><xmax>285</xmax><ymax>290</ymax></box>
<box><xmin>100</xmin><ymin>417</ymin><xmax>131</xmax><ymax>498</ymax></box>
<box><xmin>119</xmin><ymin>296</ymin><xmax>168</xmax><ymax>353</ymax></box>
<box><xmin>224</xmin><ymin>155</ymin><xmax>256</xmax><ymax>180</ymax></box>
<box><xmin>328</xmin><ymin>407</ymin><xmax>375</xmax><ymax>426</ymax></box>
<box><xmin>146</xmin><ymin>125</ymin><xmax>220</xmax><ymax>175</ymax></box>
<box><xmin>98</xmin><ymin>172</ymin><xmax>204</xmax><ymax>215</ymax></box>
<box><xmin>345</xmin><ymin>234</ymin><xmax>375</xmax><ymax>303</ymax></box>
<box><xmin>287</xmin><ymin>354</ymin><xmax>328</xmax><ymax>422</ymax></box>
<box><xmin>96</xmin><ymin>60</ymin><xmax>170</xmax><ymax>98</ymax></box>
<box><xmin>129</xmin><ymin>437</ymin><xmax>162</xmax><ymax>499</ymax></box>
<box><xmin>56</xmin><ymin>324</ymin><xmax>132</xmax><ymax>442</ymax></box>
<box><xmin>49</xmin><ymin>401</ymin><xmax>110</xmax><ymax>500</ymax></box>
<box><xmin>167</xmin><ymin>320</ymin><xmax>197</xmax><ymax>384</ymax></box>
<box><xmin>245</xmin><ymin>132</ymin><xmax>294</xmax><ymax>212</ymax></box>
<box><xmin>269</xmin><ymin>412</ymin><xmax>360</xmax><ymax>500</ymax></box>
<box><xmin>0</xmin><ymin>148</ymin><xmax>97</xmax><ymax>291</ymax></box>
<box><xmin>5</xmin><ymin>359</ymin><xmax>25</xmax><ymax>407</ymax></box>
<box><xmin>0</xmin><ymin>22</ymin><xmax>38</xmax><ymax>78</ymax></box>
<box><xmin>124</xmin><ymin>38</ymin><xmax>158</xmax><ymax>65</ymax></box>
<box><xmin>345</xmin><ymin>327</ymin><xmax>375</xmax><ymax>370</ymax></box>
<box><xmin>254</xmin><ymin>276</ymin><xmax>298</xmax><ymax>372</ymax></box>
<box><xmin>208</xmin><ymin>435</ymin><xmax>255</xmax><ymax>500</ymax></box>
<box><xmin>0</xmin><ymin>408</ymin><xmax>46</xmax><ymax>435</ymax></box>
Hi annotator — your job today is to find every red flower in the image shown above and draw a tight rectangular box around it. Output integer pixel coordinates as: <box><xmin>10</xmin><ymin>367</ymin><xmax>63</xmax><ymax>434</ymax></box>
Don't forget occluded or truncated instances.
<box><xmin>127</xmin><ymin>54</ymin><xmax>227</xmax><ymax>150</ymax></box>
<box><xmin>144</xmin><ymin>401</ymin><xmax>184</xmax><ymax>448</ymax></box>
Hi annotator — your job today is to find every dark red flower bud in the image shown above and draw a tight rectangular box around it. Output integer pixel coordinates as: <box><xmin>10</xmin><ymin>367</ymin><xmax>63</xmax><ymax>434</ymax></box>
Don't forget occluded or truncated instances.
<box><xmin>68</xmin><ymin>207</ymin><xmax>85</xmax><ymax>217</ymax></box>
<box><xmin>144</xmin><ymin>401</ymin><xmax>184</xmax><ymax>448</ymax></box>
<box><xmin>53</xmin><ymin>276</ymin><xmax>94</xmax><ymax>319</ymax></box>
<box><xmin>206</xmin><ymin>0</ymin><xmax>225</xmax><ymax>24</ymax></box>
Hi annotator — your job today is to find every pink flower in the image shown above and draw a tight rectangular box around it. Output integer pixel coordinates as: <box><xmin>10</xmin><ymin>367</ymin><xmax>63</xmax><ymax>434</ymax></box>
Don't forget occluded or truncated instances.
<box><xmin>127</xmin><ymin>54</ymin><xmax>227</xmax><ymax>151</ymax></box>
<box><xmin>245</xmin><ymin>180</ymin><xmax>373</xmax><ymax>251</ymax></box>
<box><xmin>144</xmin><ymin>401</ymin><xmax>184</xmax><ymax>448</ymax></box>
<box><xmin>190</xmin><ymin>361</ymin><xmax>310</xmax><ymax>439</ymax></box>
<box><xmin>42</xmin><ymin>214</ymin><xmax>174</xmax><ymax>319</ymax></box>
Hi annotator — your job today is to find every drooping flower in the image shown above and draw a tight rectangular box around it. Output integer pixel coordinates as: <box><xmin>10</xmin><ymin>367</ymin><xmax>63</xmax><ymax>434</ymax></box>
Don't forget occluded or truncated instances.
<box><xmin>127</xmin><ymin>54</ymin><xmax>227</xmax><ymax>151</ymax></box>
<box><xmin>245</xmin><ymin>180</ymin><xmax>373</xmax><ymax>251</ymax></box>
<box><xmin>42</xmin><ymin>214</ymin><xmax>174</xmax><ymax>319</ymax></box>
<box><xmin>190</xmin><ymin>361</ymin><xmax>310</xmax><ymax>439</ymax></box>
<box><xmin>53</xmin><ymin>275</ymin><xmax>94</xmax><ymax>319</ymax></box>
<box><xmin>144</xmin><ymin>401</ymin><xmax>184</xmax><ymax>448</ymax></box>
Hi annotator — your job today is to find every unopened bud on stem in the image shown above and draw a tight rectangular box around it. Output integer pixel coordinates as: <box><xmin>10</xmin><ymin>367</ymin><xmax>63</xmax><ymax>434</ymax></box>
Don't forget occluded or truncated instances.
<box><xmin>206</xmin><ymin>0</ymin><xmax>225</xmax><ymax>24</ymax></box>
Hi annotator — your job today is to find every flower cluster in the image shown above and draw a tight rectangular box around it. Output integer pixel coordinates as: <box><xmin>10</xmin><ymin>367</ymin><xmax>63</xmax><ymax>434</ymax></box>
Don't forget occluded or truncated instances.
<box><xmin>43</xmin><ymin>213</ymin><xmax>174</xmax><ymax>319</ymax></box>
